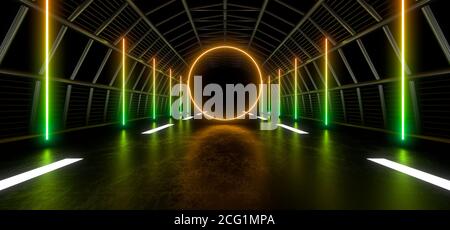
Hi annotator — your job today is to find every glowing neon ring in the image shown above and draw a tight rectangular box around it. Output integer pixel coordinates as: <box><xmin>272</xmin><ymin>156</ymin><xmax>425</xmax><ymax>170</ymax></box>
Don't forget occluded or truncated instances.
<box><xmin>187</xmin><ymin>46</ymin><xmax>263</xmax><ymax>121</ymax></box>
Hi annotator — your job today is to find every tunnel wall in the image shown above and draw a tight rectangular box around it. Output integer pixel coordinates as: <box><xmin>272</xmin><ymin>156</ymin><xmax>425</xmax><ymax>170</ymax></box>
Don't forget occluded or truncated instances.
<box><xmin>0</xmin><ymin>0</ymin><xmax>449</xmax><ymax>143</ymax></box>
<box><xmin>276</xmin><ymin>1</ymin><xmax>449</xmax><ymax>142</ymax></box>
<box><xmin>0</xmin><ymin>1</ymin><xmax>172</xmax><ymax>142</ymax></box>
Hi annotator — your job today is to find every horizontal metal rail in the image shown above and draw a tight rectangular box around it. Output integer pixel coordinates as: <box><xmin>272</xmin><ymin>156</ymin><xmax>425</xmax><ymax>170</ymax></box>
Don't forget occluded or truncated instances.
<box><xmin>0</xmin><ymin>69</ymin><xmax>168</xmax><ymax>97</ymax></box>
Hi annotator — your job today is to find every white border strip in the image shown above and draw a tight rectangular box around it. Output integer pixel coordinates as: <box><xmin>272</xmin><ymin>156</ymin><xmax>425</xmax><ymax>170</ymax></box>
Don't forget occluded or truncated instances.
<box><xmin>248</xmin><ymin>113</ymin><xmax>268</xmax><ymax>121</ymax></box>
<box><xmin>141</xmin><ymin>124</ymin><xmax>174</xmax><ymax>134</ymax></box>
<box><xmin>368</xmin><ymin>158</ymin><xmax>450</xmax><ymax>191</ymax></box>
<box><xmin>277</xmin><ymin>124</ymin><xmax>309</xmax><ymax>134</ymax></box>
<box><xmin>182</xmin><ymin>116</ymin><xmax>194</xmax><ymax>120</ymax></box>
<box><xmin>0</xmin><ymin>158</ymin><xmax>83</xmax><ymax>191</ymax></box>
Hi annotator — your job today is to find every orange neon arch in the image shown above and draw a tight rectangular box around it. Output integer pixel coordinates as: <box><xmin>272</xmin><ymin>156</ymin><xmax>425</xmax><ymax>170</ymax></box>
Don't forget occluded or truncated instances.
<box><xmin>187</xmin><ymin>45</ymin><xmax>263</xmax><ymax>121</ymax></box>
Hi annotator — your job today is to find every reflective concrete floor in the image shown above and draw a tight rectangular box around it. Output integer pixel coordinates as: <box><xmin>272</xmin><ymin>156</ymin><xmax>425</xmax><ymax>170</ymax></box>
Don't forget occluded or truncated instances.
<box><xmin>0</xmin><ymin>119</ymin><xmax>449</xmax><ymax>209</ymax></box>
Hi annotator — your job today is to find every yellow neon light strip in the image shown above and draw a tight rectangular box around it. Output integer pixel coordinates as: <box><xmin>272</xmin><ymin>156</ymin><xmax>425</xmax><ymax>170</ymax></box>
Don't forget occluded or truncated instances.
<box><xmin>325</xmin><ymin>38</ymin><xmax>328</xmax><ymax>126</ymax></box>
<box><xmin>152</xmin><ymin>58</ymin><xmax>156</xmax><ymax>119</ymax></box>
<box><xmin>45</xmin><ymin>0</ymin><xmax>50</xmax><ymax>140</ymax></box>
<box><xmin>294</xmin><ymin>58</ymin><xmax>298</xmax><ymax>120</ymax></box>
<box><xmin>401</xmin><ymin>0</ymin><xmax>406</xmax><ymax>141</ymax></box>
<box><xmin>122</xmin><ymin>39</ymin><xmax>126</xmax><ymax>126</ymax></box>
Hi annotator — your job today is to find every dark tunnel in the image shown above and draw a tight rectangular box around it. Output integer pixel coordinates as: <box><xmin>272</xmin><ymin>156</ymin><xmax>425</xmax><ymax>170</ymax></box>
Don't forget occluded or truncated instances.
<box><xmin>0</xmin><ymin>0</ymin><xmax>450</xmax><ymax>225</ymax></box>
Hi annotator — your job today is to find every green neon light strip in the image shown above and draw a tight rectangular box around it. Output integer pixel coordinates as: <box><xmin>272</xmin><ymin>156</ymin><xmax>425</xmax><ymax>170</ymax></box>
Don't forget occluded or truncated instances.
<box><xmin>153</xmin><ymin>58</ymin><xmax>156</xmax><ymax>119</ymax></box>
<box><xmin>294</xmin><ymin>58</ymin><xmax>298</xmax><ymax>120</ymax></box>
<box><xmin>122</xmin><ymin>39</ymin><xmax>126</xmax><ymax>126</ymax></box>
<box><xmin>325</xmin><ymin>38</ymin><xmax>328</xmax><ymax>126</ymax></box>
<box><xmin>401</xmin><ymin>0</ymin><xmax>406</xmax><ymax>141</ymax></box>
<box><xmin>45</xmin><ymin>0</ymin><xmax>49</xmax><ymax>140</ymax></box>
<box><xmin>169</xmin><ymin>69</ymin><xmax>172</xmax><ymax>117</ymax></box>
<box><xmin>268</xmin><ymin>75</ymin><xmax>271</xmax><ymax>114</ymax></box>
<box><xmin>278</xmin><ymin>69</ymin><xmax>281</xmax><ymax>117</ymax></box>
<box><xmin>179</xmin><ymin>76</ymin><xmax>182</xmax><ymax>113</ymax></box>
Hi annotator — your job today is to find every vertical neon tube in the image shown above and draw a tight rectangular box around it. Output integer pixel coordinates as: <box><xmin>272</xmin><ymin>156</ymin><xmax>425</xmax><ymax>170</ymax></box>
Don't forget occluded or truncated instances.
<box><xmin>179</xmin><ymin>76</ymin><xmax>182</xmax><ymax>114</ymax></box>
<box><xmin>268</xmin><ymin>75</ymin><xmax>271</xmax><ymax>114</ymax></box>
<box><xmin>294</xmin><ymin>58</ymin><xmax>298</xmax><ymax>120</ymax></box>
<box><xmin>152</xmin><ymin>58</ymin><xmax>156</xmax><ymax>120</ymax></box>
<box><xmin>324</xmin><ymin>38</ymin><xmax>328</xmax><ymax>126</ymax></box>
<box><xmin>401</xmin><ymin>0</ymin><xmax>406</xmax><ymax>141</ymax></box>
<box><xmin>278</xmin><ymin>69</ymin><xmax>281</xmax><ymax>117</ymax></box>
<box><xmin>169</xmin><ymin>68</ymin><xmax>172</xmax><ymax>117</ymax></box>
<box><xmin>45</xmin><ymin>0</ymin><xmax>50</xmax><ymax>140</ymax></box>
<box><xmin>122</xmin><ymin>39</ymin><xmax>126</xmax><ymax>126</ymax></box>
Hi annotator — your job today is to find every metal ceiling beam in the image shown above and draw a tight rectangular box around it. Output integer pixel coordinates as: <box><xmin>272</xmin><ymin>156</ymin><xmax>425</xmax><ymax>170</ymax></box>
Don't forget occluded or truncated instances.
<box><xmin>125</xmin><ymin>0</ymin><xmax>187</xmax><ymax>66</ymax></box>
<box><xmin>277</xmin><ymin>0</ymin><xmax>431</xmax><ymax>78</ymax></box>
<box><xmin>0</xmin><ymin>6</ymin><xmax>28</xmax><ymax>64</ymax></box>
<box><xmin>223</xmin><ymin>0</ymin><xmax>227</xmax><ymax>41</ymax></box>
<box><xmin>145</xmin><ymin>0</ymin><xmax>176</xmax><ymax>15</ymax></box>
<box><xmin>322</xmin><ymin>2</ymin><xmax>355</xmax><ymax>35</ymax></box>
<box><xmin>95</xmin><ymin>2</ymin><xmax>128</xmax><ymax>35</ymax></box>
<box><xmin>274</xmin><ymin>0</ymin><xmax>305</xmax><ymax>16</ymax></box>
<box><xmin>422</xmin><ymin>5</ymin><xmax>450</xmax><ymax>63</ymax></box>
<box><xmin>248</xmin><ymin>0</ymin><xmax>268</xmax><ymax>48</ymax></box>
<box><xmin>19</xmin><ymin>0</ymin><xmax>173</xmax><ymax>77</ymax></box>
<box><xmin>263</xmin><ymin>0</ymin><xmax>324</xmax><ymax>66</ymax></box>
<box><xmin>181</xmin><ymin>0</ymin><xmax>202</xmax><ymax>48</ymax></box>
<box><xmin>68</xmin><ymin>0</ymin><xmax>94</xmax><ymax>21</ymax></box>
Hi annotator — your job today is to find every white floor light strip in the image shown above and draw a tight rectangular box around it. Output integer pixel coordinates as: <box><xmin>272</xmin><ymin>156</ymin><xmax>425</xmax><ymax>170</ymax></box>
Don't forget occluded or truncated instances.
<box><xmin>368</xmin><ymin>158</ymin><xmax>450</xmax><ymax>191</ymax></box>
<box><xmin>248</xmin><ymin>113</ymin><xmax>268</xmax><ymax>121</ymax></box>
<box><xmin>142</xmin><ymin>124</ymin><xmax>174</xmax><ymax>134</ymax></box>
<box><xmin>277</xmin><ymin>124</ymin><xmax>309</xmax><ymax>134</ymax></box>
<box><xmin>0</xmin><ymin>158</ymin><xmax>83</xmax><ymax>191</ymax></box>
<box><xmin>182</xmin><ymin>116</ymin><xmax>194</xmax><ymax>120</ymax></box>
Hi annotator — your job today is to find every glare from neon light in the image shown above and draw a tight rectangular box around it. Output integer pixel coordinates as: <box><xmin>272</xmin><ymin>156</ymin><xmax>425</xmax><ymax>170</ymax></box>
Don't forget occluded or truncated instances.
<box><xmin>45</xmin><ymin>0</ymin><xmax>50</xmax><ymax>140</ymax></box>
<box><xmin>122</xmin><ymin>39</ymin><xmax>126</xmax><ymax>126</ymax></box>
<box><xmin>0</xmin><ymin>158</ymin><xmax>82</xmax><ymax>191</ymax></box>
<box><xmin>401</xmin><ymin>0</ymin><xmax>406</xmax><ymax>141</ymax></box>
<box><xmin>183</xmin><ymin>116</ymin><xmax>194</xmax><ymax>120</ymax></box>
<box><xmin>277</xmin><ymin>124</ymin><xmax>309</xmax><ymax>134</ymax></box>
<box><xmin>368</xmin><ymin>158</ymin><xmax>450</xmax><ymax>191</ymax></box>
<box><xmin>152</xmin><ymin>58</ymin><xmax>156</xmax><ymax>120</ymax></box>
<box><xmin>141</xmin><ymin>124</ymin><xmax>174</xmax><ymax>134</ymax></box>
<box><xmin>324</xmin><ymin>38</ymin><xmax>328</xmax><ymax>126</ymax></box>
<box><xmin>294</xmin><ymin>58</ymin><xmax>298</xmax><ymax>120</ymax></box>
